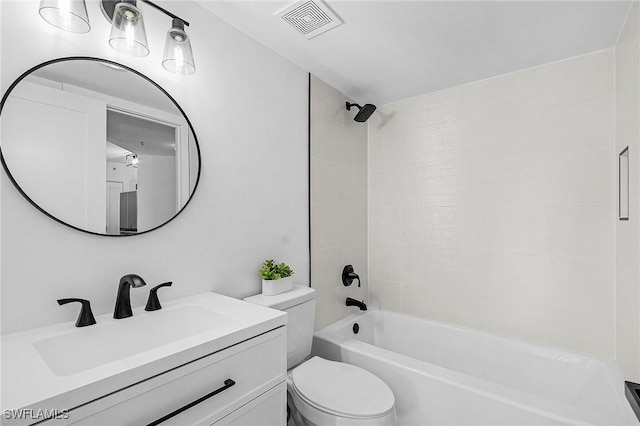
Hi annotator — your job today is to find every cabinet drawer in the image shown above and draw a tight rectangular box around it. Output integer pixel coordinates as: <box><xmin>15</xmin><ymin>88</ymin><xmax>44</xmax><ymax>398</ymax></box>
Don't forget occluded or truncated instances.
<box><xmin>214</xmin><ymin>382</ymin><xmax>286</xmax><ymax>426</ymax></box>
<box><xmin>61</xmin><ymin>328</ymin><xmax>285</xmax><ymax>426</ymax></box>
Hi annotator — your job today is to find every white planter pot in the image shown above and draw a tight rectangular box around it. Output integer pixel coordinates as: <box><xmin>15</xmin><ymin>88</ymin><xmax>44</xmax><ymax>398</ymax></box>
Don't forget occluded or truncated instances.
<box><xmin>261</xmin><ymin>276</ymin><xmax>294</xmax><ymax>296</ymax></box>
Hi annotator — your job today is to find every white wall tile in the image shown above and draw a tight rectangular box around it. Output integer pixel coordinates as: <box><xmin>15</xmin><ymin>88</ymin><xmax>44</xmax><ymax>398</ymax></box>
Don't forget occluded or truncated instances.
<box><xmin>369</xmin><ymin>243</ymin><xmax>412</xmax><ymax>284</ymax></box>
<box><xmin>312</xmin><ymin>203</ymin><xmax>343</xmax><ymax>249</ymax></box>
<box><xmin>369</xmin><ymin>49</ymin><xmax>617</xmax><ymax>360</ymax></box>
<box><xmin>369</xmin><ymin>169</ymin><xmax>413</xmax><ymax>208</ymax></box>
<box><xmin>369</xmin><ymin>131</ymin><xmax>404</xmax><ymax>171</ymax></box>
<box><xmin>547</xmin><ymin>307</ymin><xmax>615</xmax><ymax>358</ymax></box>
<box><xmin>311</xmin><ymin>77</ymin><xmax>354</xmax><ymax>127</ymax></box>
<box><xmin>311</xmin><ymin>77</ymin><xmax>368</xmax><ymax>330</ymax></box>
<box><xmin>615</xmin><ymin>1</ymin><xmax>640</xmax><ymax>382</ymax></box>
<box><xmin>311</xmin><ymin>247</ymin><xmax>345</xmax><ymax>293</ymax></box>
<box><xmin>341</xmin><ymin>126</ymin><xmax>368</xmax><ymax>172</ymax></box>
<box><xmin>341</xmin><ymin>167</ymin><xmax>367</xmax><ymax>208</ymax></box>
<box><xmin>400</xmin><ymin>284</ymin><xmax>430</xmax><ymax>318</ymax></box>
<box><xmin>312</xmin><ymin>115</ymin><xmax>351</xmax><ymax>164</ymax></box>
<box><xmin>342</xmin><ymin>207</ymin><xmax>367</xmax><ymax>246</ymax></box>
<box><xmin>546</xmin><ymin>204</ymin><xmax>614</xmax><ymax>259</ymax></box>
<box><xmin>547</xmin><ymin>95</ymin><xmax>615</xmax><ymax>153</ymax></box>
<box><xmin>541</xmin><ymin>255</ymin><xmax>615</xmax><ymax>314</ymax></box>
<box><xmin>402</xmin><ymin>123</ymin><xmax>466</xmax><ymax>167</ymax></box>
<box><xmin>368</xmin><ymin>207</ymin><xmax>402</xmax><ymax>245</ymax></box>
<box><xmin>312</xmin><ymin>158</ymin><xmax>343</xmax><ymax>205</ymax></box>
<box><xmin>368</xmin><ymin>279</ymin><xmax>403</xmax><ymax>311</ymax></box>
<box><xmin>539</xmin><ymin>149</ymin><xmax>614</xmax><ymax>206</ymax></box>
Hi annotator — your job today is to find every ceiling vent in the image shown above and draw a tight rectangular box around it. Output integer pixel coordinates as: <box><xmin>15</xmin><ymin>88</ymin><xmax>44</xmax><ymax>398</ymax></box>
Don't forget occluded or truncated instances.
<box><xmin>275</xmin><ymin>0</ymin><xmax>343</xmax><ymax>40</ymax></box>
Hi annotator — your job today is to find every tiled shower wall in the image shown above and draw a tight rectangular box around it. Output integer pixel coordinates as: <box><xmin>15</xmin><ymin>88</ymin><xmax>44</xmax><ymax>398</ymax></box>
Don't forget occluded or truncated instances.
<box><xmin>311</xmin><ymin>77</ymin><xmax>368</xmax><ymax>330</ymax></box>
<box><xmin>368</xmin><ymin>49</ymin><xmax>616</xmax><ymax>358</ymax></box>
<box><xmin>615</xmin><ymin>2</ymin><xmax>640</xmax><ymax>382</ymax></box>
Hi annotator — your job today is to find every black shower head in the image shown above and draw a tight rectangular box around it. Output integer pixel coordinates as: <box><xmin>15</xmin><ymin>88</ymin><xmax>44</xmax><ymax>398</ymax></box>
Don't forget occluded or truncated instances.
<box><xmin>346</xmin><ymin>101</ymin><xmax>377</xmax><ymax>123</ymax></box>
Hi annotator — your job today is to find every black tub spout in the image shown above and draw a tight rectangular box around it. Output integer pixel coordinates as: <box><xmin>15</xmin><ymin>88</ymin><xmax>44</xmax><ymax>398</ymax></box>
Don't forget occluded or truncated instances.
<box><xmin>346</xmin><ymin>297</ymin><xmax>367</xmax><ymax>311</ymax></box>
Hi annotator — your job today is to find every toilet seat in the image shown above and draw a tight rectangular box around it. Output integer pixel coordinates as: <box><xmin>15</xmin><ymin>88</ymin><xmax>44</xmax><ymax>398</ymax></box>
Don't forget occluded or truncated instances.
<box><xmin>290</xmin><ymin>357</ymin><xmax>395</xmax><ymax>419</ymax></box>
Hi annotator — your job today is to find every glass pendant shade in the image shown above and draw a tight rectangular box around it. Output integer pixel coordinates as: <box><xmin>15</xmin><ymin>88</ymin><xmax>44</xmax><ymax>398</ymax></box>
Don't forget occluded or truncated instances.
<box><xmin>109</xmin><ymin>2</ymin><xmax>149</xmax><ymax>57</ymax></box>
<box><xmin>162</xmin><ymin>19</ymin><xmax>196</xmax><ymax>75</ymax></box>
<box><xmin>39</xmin><ymin>0</ymin><xmax>90</xmax><ymax>33</ymax></box>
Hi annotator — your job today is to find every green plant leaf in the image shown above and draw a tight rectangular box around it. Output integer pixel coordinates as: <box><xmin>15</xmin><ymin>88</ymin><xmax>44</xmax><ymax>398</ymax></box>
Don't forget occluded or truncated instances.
<box><xmin>260</xmin><ymin>259</ymin><xmax>294</xmax><ymax>280</ymax></box>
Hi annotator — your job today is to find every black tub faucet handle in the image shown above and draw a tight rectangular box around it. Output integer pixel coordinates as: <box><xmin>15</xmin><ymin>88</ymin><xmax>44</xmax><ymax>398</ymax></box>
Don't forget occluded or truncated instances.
<box><xmin>57</xmin><ymin>298</ymin><xmax>96</xmax><ymax>327</ymax></box>
<box><xmin>342</xmin><ymin>265</ymin><xmax>361</xmax><ymax>287</ymax></box>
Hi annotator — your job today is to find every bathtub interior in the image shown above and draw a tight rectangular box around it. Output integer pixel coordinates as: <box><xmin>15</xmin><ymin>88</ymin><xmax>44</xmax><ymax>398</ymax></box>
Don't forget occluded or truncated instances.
<box><xmin>315</xmin><ymin>310</ymin><xmax>635</xmax><ymax>423</ymax></box>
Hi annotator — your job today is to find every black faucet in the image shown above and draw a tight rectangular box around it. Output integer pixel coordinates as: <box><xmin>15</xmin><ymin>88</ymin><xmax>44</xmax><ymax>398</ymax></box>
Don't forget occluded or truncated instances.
<box><xmin>57</xmin><ymin>298</ymin><xmax>96</xmax><ymax>327</ymax></box>
<box><xmin>114</xmin><ymin>274</ymin><xmax>147</xmax><ymax>319</ymax></box>
<box><xmin>346</xmin><ymin>297</ymin><xmax>367</xmax><ymax>311</ymax></box>
<box><xmin>145</xmin><ymin>282</ymin><xmax>173</xmax><ymax>311</ymax></box>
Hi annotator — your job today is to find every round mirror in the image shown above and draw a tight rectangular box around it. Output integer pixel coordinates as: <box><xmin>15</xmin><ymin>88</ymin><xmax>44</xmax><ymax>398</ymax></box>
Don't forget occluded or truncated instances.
<box><xmin>0</xmin><ymin>57</ymin><xmax>201</xmax><ymax>236</ymax></box>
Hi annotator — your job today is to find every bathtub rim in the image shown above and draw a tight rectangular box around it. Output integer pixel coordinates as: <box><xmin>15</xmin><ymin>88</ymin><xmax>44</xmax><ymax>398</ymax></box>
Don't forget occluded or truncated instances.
<box><xmin>317</xmin><ymin>308</ymin><xmax>623</xmax><ymax>368</ymax></box>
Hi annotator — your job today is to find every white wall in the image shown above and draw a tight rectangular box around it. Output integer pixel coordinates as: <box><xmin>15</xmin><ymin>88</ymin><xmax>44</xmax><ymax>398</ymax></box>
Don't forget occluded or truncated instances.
<box><xmin>311</xmin><ymin>77</ymin><xmax>368</xmax><ymax>330</ymax></box>
<box><xmin>615</xmin><ymin>2</ymin><xmax>640</xmax><ymax>382</ymax></box>
<box><xmin>1</xmin><ymin>0</ymin><xmax>309</xmax><ymax>334</ymax></box>
<box><xmin>106</xmin><ymin>161</ymin><xmax>138</xmax><ymax>192</ymax></box>
<box><xmin>368</xmin><ymin>49</ymin><xmax>616</xmax><ymax>358</ymax></box>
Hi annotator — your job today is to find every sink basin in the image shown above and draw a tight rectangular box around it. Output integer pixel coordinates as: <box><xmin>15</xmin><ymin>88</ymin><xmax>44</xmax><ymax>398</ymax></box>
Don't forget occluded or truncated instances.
<box><xmin>2</xmin><ymin>292</ymin><xmax>286</xmax><ymax>414</ymax></box>
<box><xmin>34</xmin><ymin>305</ymin><xmax>234</xmax><ymax>376</ymax></box>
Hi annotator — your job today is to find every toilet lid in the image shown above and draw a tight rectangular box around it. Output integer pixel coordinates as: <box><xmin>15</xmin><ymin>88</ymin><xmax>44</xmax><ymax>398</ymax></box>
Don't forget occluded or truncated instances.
<box><xmin>291</xmin><ymin>356</ymin><xmax>395</xmax><ymax>418</ymax></box>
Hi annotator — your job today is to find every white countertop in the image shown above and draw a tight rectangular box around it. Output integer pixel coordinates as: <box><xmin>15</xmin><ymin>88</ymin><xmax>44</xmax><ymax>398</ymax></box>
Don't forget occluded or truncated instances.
<box><xmin>1</xmin><ymin>292</ymin><xmax>286</xmax><ymax>415</ymax></box>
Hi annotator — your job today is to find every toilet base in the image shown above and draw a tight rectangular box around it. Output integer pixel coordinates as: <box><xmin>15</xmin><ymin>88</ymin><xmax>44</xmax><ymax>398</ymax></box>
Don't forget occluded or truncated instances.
<box><xmin>288</xmin><ymin>391</ymin><xmax>315</xmax><ymax>426</ymax></box>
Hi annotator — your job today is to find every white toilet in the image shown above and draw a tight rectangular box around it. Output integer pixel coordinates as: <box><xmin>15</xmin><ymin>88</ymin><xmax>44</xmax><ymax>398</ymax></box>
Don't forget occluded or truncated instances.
<box><xmin>244</xmin><ymin>286</ymin><xmax>397</xmax><ymax>426</ymax></box>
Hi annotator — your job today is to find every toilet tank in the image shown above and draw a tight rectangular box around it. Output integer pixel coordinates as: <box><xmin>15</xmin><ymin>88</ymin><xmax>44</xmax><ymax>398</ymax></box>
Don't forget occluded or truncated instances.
<box><xmin>244</xmin><ymin>286</ymin><xmax>315</xmax><ymax>368</ymax></box>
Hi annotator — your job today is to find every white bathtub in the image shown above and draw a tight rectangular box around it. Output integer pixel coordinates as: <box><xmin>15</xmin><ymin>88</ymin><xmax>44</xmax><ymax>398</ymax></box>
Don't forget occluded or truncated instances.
<box><xmin>312</xmin><ymin>310</ymin><xmax>639</xmax><ymax>426</ymax></box>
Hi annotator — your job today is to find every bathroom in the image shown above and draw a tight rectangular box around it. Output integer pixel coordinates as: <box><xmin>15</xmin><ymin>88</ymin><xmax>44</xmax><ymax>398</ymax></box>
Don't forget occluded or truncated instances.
<box><xmin>1</xmin><ymin>0</ymin><xmax>639</xmax><ymax>425</ymax></box>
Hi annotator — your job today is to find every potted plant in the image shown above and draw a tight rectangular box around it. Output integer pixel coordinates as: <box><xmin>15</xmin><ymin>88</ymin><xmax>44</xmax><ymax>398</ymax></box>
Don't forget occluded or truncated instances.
<box><xmin>260</xmin><ymin>259</ymin><xmax>294</xmax><ymax>296</ymax></box>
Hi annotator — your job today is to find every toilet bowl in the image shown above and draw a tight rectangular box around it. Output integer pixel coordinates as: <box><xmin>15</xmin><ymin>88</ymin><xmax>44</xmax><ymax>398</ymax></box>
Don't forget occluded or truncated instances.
<box><xmin>244</xmin><ymin>286</ymin><xmax>397</xmax><ymax>426</ymax></box>
<box><xmin>287</xmin><ymin>357</ymin><xmax>396</xmax><ymax>426</ymax></box>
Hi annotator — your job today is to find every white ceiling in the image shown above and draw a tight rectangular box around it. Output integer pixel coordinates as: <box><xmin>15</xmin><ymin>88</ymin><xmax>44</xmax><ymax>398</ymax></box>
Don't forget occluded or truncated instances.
<box><xmin>198</xmin><ymin>0</ymin><xmax>632</xmax><ymax>105</ymax></box>
<box><xmin>107</xmin><ymin>110</ymin><xmax>177</xmax><ymax>157</ymax></box>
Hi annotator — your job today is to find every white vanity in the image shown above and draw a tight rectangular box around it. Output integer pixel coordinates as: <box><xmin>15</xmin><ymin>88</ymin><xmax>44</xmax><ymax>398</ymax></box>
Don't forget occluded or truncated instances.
<box><xmin>1</xmin><ymin>293</ymin><xmax>287</xmax><ymax>426</ymax></box>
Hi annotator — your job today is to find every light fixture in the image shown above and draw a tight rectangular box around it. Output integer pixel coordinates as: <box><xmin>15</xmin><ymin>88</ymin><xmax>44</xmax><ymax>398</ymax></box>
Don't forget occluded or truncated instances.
<box><xmin>38</xmin><ymin>0</ymin><xmax>197</xmax><ymax>75</ymax></box>
<box><xmin>125</xmin><ymin>153</ymin><xmax>139</xmax><ymax>167</ymax></box>
<box><xmin>162</xmin><ymin>18</ymin><xmax>195</xmax><ymax>75</ymax></box>
<box><xmin>102</xmin><ymin>0</ymin><xmax>195</xmax><ymax>74</ymax></box>
<box><xmin>108</xmin><ymin>1</ymin><xmax>149</xmax><ymax>57</ymax></box>
<box><xmin>39</xmin><ymin>0</ymin><xmax>91</xmax><ymax>34</ymax></box>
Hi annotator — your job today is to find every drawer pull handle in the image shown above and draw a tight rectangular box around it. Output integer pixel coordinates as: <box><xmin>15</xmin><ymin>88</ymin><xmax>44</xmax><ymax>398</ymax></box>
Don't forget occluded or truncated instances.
<box><xmin>147</xmin><ymin>378</ymin><xmax>236</xmax><ymax>425</ymax></box>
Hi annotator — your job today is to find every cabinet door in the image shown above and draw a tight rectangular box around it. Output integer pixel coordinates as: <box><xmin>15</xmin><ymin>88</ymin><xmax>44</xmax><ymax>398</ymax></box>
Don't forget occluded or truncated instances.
<box><xmin>214</xmin><ymin>383</ymin><xmax>286</xmax><ymax>426</ymax></box>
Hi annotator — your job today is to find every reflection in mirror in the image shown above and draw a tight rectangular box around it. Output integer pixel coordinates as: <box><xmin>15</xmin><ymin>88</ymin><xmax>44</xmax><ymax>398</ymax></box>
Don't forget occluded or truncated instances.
<box><xmin>0</xmin><ymin>58</ymin><xmax>200</xmax><ymax>236</ymax></box>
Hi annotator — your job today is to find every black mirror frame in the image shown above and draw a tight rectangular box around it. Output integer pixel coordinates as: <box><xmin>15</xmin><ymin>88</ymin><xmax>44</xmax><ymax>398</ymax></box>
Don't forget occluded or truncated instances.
<box><xmin>0</xmin><ymin>56</ymin><xmax>202</xmax><ymax>237</ymax></box>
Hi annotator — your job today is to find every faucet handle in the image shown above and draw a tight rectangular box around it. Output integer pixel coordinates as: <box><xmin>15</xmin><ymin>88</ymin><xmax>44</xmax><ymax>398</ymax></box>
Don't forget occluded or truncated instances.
<box><xmin>342</xmin><ymin>265</ymin><xmax>361</xmax><ymax>287</ymax></box>
<box><xmin>57</xmin><ymin>298</ymin><xmax>96</xmax><ymax>327</ymax></box>
<box><xmin>145</xmin><ymin>282</ymin><xmax>173</xmax><ymax>312</ymax></box>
